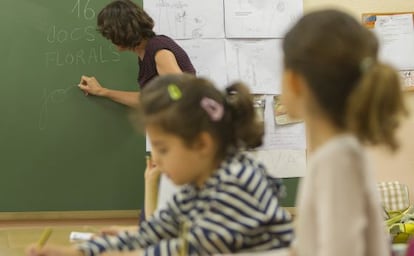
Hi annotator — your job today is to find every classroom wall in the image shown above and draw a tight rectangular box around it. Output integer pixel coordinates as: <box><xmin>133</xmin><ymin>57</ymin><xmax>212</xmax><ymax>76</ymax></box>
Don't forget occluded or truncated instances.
<box><xmin>303</xmin><ymin>0</ymin><xmax>414</xmax><ymax>202</ymax></box>
<box><xmin>368</xmin><ymin>93</ymin><xmax>414</xmax><ymax>203</ymax></box>
<box><xmin>304</xmin><ymin>0</ymin><xmax>414</xmax><ymax>15</ymax></box>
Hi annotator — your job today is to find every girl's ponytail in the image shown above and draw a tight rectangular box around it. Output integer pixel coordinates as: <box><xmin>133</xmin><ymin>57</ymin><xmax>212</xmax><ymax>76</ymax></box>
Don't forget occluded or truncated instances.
<box><xmin>346</xmin><ymin>61</ymin><xmax>408</xmax><ymax>151</ymax></box>
<box><xmin>224</xmin><ymin>82</ymin><xmax>264</xmax><ymax>149</ymax></box>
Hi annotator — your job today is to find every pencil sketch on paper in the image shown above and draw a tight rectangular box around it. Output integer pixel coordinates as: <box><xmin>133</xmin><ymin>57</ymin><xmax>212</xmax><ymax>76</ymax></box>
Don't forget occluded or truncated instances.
<box><xmin>176</xmin><ymin>39</ymin><xmax>228</xmax><ymax>88</ymax></box>
<box><xmin>255</xmin><ymin>149</ymin><xmax>306</xmax><ymax>178</ymax></box>
<box><xmin>144</xmin><ymin>0</ymin><xmax>225</xmax><ymax>39</ymax></box>
<box><xmin>225</xmin><ymin>39</ymin><xmax>284</xmax><ymax>94</ymax></box>
<box><xmin>38</xmin><ymin>85</ymin><xmax>76</xmax><ymax>131</ymax></box>
<box><xmin>230</xmin><ymin>42</ymin><xmax>265</xmax><ymax>91</ymax></box>
<box><xmin>157</xmin><ymin>0</ymin><xmax>190</xmax><ymax>38</ymax></box>
<box><xmin>225</xmin><ymin>0</ymin><xmax>303</xmax><ymax>38</ymax></box>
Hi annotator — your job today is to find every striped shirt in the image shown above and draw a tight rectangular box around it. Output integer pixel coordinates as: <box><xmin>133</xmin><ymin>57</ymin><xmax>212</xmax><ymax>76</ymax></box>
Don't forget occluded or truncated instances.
<box><xmin>77</xmin><ymin>152</ymin><xmax>293</xmax><ymax>256</ymax></box>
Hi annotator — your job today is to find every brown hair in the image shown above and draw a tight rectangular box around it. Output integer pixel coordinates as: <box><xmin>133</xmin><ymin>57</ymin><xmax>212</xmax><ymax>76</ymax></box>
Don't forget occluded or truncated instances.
<box><xmin>97</xmin><ymin>0</ymin><xmax>155</xmax><ymax>48</ymax></box>
<box><xmin>139</xmin><ymin>74</ymin><xmax>264</xmax><ymax>159</ymax></box>
<box><xmin>283</xmin><ymin>9</ymin><xmax>407</xmax><ymax>151</ymax></box>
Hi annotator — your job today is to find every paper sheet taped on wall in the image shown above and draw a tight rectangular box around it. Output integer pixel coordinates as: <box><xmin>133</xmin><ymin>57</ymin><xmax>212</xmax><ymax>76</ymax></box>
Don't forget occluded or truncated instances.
<box><xmin>254</xmin><ymin>149</ymin><xmax>306</xmax><ymax>178</ymax></box>
<box><xmin>259</xmin><ymin>95</ymin><xmax>307</xmax><ymax>151</ymax></box>
<box><xmin>176</xmin><ymin>39</ymin><xmax>228</xmax><ymax>87</ymax></box>
<box><xmin>144</xmin><ymin>0</ymin><xmax>225</xmax><ymax>39</ymax></box>
<box><xmin>226</xmin><ymin>39</ymin><xmax>284</xmax><ymax>94</ymax></box>
<box><xmin>372</xmin><ymin>13</ymin><xmax>414</xmax><ymax>70</ymax></box>
<box><xmin>224</xmin><ymin>0</ymin><xmax>303</xmax><ymax>38</ymax></box>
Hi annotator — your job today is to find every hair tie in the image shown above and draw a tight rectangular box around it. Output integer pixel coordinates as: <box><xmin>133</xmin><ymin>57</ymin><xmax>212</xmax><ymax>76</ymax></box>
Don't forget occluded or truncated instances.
<box><xmin>360</xmin><ymin>57</ymin><xmax>374</xmax><ymax>73</ymax></box>
<box><xmin>200</xmin><ymin>97</ymin><xmax>224</xmax><ymax>122</ymax></box>
<box><xmin>168</xmin><ymin>84</ymin><xmax>182</xmax><ymax>101</ymax></box>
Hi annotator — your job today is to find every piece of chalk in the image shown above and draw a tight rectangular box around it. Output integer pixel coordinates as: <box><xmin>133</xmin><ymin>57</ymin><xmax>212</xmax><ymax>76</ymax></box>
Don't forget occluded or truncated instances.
<box><xmin>69</xmin><ymin>231</ymin><xmax>94</xmax><ymax>242</ymax></box>
<box><xmin>37</xmin><ymin>228</ymin><xmax>53</xmax><ymax>248</ymax></box>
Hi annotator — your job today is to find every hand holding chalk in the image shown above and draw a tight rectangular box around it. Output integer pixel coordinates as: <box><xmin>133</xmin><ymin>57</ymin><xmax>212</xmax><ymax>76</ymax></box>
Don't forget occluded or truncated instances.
<box><xmin>78</xmin><ymin>75</ymin><xmax>107</xmax><ymax>96</ymax></box>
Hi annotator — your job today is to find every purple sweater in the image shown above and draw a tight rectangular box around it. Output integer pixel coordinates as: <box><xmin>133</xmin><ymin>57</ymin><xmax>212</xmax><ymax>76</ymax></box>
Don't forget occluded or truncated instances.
<box><xmin>138</xmin><ymin>35</ymin><xmax>196</xmax><ymax>88</ymax></box>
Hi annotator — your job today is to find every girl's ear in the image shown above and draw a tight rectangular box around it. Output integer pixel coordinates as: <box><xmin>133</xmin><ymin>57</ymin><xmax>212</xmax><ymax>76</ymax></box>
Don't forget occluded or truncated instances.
<box><xmin>281</xmin><ymin>69</ymin><xmax>307</xmax><ymax>120</ymax></box>
<box><xmin>285</xmin><ymin>69</ymin><xmax>305</xmax><ymax>97</ymax></box>
<box><xmin>192</xmin><ymin>132</ymin><xmax>215</xmax><ymax>156</ymax></box>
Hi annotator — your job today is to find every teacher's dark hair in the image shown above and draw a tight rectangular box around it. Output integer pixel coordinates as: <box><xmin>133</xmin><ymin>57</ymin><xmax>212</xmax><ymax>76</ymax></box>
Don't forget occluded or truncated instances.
<box><xmin>97</xmin><ymin>0</ymin><xmax>155</xmax><ymax>48</ymax></box>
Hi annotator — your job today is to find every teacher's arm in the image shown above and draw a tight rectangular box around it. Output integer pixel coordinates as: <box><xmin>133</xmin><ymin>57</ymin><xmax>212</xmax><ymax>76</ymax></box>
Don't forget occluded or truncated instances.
<box><xmin>79</xmin><ymin>75</ymin><xmax>140</xmax><ymax>108</ymax></box>
<box><xmin>155</xmin><ymin>50</ymin><xmax>183</xmax><ymax>75</ymax></box>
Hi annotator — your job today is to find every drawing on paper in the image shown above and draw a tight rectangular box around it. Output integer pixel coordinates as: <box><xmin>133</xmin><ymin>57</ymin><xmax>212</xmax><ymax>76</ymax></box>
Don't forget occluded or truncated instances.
<box><xmin>255</xmin><ymin>149</ymin><xmax>306</xmax><ymax>178</ymax></box>
<box><xmin>176</xmin><ymin>39</ymin><xmax>228</xmax><ymax>87</ymax></box>
<box><xmin>225</xmin><ymin>0</ymin><xmax>303</xmax><ymax>38</ymax></box>
<box><xmin>226</xmin><ymin>39</ymin><xmax>283</xmax><ymax>94</ymax></box>
<box><xmin>156</xmin><ymin>0</ymin><xmax>205</xmax><ymax>38</ymax></box>
<box><xmin>144</xmin><ymin>0</ymin><xmax>224</xmax><ymax>39</ymax></box>
<box><xmin>231</xmin><ymin>44</ymin><xmax>261</xmax><ymax>89</ymax></box>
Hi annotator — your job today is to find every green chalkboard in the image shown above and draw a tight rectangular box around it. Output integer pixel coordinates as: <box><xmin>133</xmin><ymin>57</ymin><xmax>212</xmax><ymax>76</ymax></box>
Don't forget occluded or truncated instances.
<box><xmin>0</xmin><ymin>0</ymin><xmax>298</xmax><ymax>212</ymax></box>
<box><xmin>279</xmin><ymin>177</ymin><xmax>300</xmax><ymax>207</ymax></box>
<box><xmin>0</xmin><ymin>0</ymin><xmax>145</xmax><ymax>212</ymax></box>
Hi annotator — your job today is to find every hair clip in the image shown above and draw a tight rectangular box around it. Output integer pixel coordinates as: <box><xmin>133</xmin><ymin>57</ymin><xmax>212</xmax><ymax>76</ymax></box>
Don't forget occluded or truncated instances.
<box><xmin>168</xmin><ymin>84</ymin><xmax>182</xmax><ymax>101</ymax></box>
<box><xmin>200</xmin><ymin>97</ymin><xmax>224</xmax><ymax>122</ymax></box>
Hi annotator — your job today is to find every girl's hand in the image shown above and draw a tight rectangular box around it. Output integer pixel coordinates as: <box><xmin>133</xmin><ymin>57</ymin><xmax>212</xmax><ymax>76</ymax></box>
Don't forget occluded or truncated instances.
<box><xmin>26</xmin><ymin>244</ymin><xmax>83</xmax><ymax>256</ymax></box>
<box><xmin>144</xmin><ymin>156</ymin><xmax>161</xmax><ymax>219</ymax></box>
<box><xmin>144</xmin><ymin>156</ymin><xmax>161</xmax><ymax>183</ymax></box>
<box><xmin>78</xmin><ymin>75</ymin><xmax>106</xmax><ymax>96</ymax></box>
<box><xmin>99</xmin><ymin>225</ymin><xmax>138</xmax><ymax>236</ymax></box>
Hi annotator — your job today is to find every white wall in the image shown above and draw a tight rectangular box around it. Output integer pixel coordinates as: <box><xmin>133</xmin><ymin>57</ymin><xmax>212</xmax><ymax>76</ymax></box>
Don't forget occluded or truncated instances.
<box><xmin>367</xmin><ymin>93</ymin><xmax>414</xmax><ymax>203</ymax></box>
<box><xmin>303</xmin><ymin>0</ymin><xmax>414</xmax><ymax>202</ymax></box>
<box><xmin>304</xmin><ymin>0</ymin><xmax>414</xmax><ymax>15</ymax></box>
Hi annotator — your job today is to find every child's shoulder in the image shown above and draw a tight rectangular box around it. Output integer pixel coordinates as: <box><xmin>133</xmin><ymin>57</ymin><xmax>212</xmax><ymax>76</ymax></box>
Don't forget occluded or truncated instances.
<box><xmin>214</xmin><ymin>152</ymin><xmax>286</xmax><ymax>205</ymax></box>
<box><xmin>316</xmin><ymin>134</ymin><xmax>362</xmax><ymax>156</ymax></box>
<box><xmin>219</xmin><ymin>152</ymin><xmax>268</xmax><ymax>188</ymax></box>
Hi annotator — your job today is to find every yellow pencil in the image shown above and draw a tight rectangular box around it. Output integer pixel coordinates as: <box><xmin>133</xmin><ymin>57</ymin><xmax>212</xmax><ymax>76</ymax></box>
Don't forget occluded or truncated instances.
<box><xmin>37</xmin><ymin>228</ymin><xmax>53</xmax><ymax>249</ymax></box>
<box><xmin>180</xmin><ymin>222</ymin><xmax>189</xmax><ymax>256</ymax></box>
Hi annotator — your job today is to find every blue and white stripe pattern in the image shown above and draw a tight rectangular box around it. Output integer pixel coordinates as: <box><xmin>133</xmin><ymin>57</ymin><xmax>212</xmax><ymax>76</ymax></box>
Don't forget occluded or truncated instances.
<box><xmin>78</xmin><ymin>152</ymin><xmax>293</xmax><ymax>256</ymax></box>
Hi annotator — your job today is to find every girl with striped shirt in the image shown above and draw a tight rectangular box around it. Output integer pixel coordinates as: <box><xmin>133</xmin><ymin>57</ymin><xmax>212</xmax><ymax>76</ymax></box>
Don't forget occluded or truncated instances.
<box><xmin>26</xmin><ymin>74</ymin><xmax>293</xmax><ymax>256</ymax></box>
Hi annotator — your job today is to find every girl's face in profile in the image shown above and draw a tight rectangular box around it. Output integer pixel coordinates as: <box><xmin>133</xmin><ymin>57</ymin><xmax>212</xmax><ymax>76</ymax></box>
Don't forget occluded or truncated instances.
<box><xmin>146</xmin><ymin>124</ymin><xmax>207</xmax><ymax>186</ymax></box>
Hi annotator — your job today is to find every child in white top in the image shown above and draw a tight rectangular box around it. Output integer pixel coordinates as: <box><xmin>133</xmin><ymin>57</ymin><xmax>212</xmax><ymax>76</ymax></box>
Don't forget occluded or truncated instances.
<box><xmin>26</xmin><ymin>74</ymin><xmax>293</xmax><ymax>256</ymax></box>
<box><xmin>281</xmin><ymin>9</ymin><xmax>408</xmax><ymax>256</ymax></box>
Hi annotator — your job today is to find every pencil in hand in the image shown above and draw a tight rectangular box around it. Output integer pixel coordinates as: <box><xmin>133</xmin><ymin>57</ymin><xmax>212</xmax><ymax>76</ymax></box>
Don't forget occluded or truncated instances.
<box><xmin>37</xmin><ymin>228</ymin><xmax>53</xmax><ymax>249</ymax></box>
<box><xmin>180</xmin><ymin>222</ymin><xmax>189</xmax><ymax>256</ymax></box>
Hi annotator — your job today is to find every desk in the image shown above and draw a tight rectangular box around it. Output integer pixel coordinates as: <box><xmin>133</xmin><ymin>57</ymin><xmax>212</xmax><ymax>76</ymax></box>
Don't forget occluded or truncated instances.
<box><xmin>217</xmin><ymin>248</ymin><xmax>290</xmax><ymax>256</ymax></box>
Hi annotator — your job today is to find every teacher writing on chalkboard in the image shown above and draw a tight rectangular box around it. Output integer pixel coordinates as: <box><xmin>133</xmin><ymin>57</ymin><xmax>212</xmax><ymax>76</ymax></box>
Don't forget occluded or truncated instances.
<box><xmin>78</xmin><ymin>0</ymin><xmax>196</xmax><ymax>108</ymax></box>
<box><xmin>78</xmin><ymin>0</ymin><xmax>195</xmax><ymax>227</ymax></box>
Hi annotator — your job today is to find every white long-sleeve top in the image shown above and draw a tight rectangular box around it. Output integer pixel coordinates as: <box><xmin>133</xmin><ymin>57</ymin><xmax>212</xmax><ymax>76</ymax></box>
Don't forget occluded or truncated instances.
<box><xmin>156</xmin><ymin>174</ymin><xmax>180</xmax><ymax>214</ymax></box>
<box><xmin>78</xmin><ymin>152</ymin><xmax>293</xmax><ymax>256</ymax></box>
<box><xmin>295</xmin><ymin>134</ymin><xmax>389</xmax><ymax>256</ymax></box>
